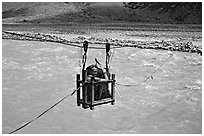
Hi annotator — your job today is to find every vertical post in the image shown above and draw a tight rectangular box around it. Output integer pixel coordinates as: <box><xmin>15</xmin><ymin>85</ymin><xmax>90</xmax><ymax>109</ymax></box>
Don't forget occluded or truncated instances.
<box><xmin>90</xmin><ymin>76</ymin><xmax>94</xmax><ymax>110</ymax></box>
<box><xmin>106</xmin><ymin>43</ymin><xmax>111</xmax><ymax>80</ymax></box>
<box><xmin>82</xmin><ymin>70</ymin><xmax>88</xmax><ymax>108</ymax></box>
<box><xmin>82</xmin><ymin>41</ymin><xmax>88</xmax><ymax>71</ymax></box>
<box><xmin>111</xmin><ymin>74</ymin><xmax>115</xmax><ymax>105</ymax></box>
<box><xmin>76</xmin><ymin>74</ymin><xmax>80</xmax><ymax>106</ymax></box>
<box><xmin>82</xmin><ymin>41</ymin><xmax>88</xmax><ymax>109</ymax></box>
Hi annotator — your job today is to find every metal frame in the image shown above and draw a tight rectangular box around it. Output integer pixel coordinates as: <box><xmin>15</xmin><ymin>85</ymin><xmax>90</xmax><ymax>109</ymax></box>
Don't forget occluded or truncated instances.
<box><xmin>76</xmin><ymin>41</ymin><xmax>115</xmax><ymax>110</ymax></box>
<box><xmin>76</xmin><ymin>73</ymin><xmax>115</xmax><ymax>110</ymax></box>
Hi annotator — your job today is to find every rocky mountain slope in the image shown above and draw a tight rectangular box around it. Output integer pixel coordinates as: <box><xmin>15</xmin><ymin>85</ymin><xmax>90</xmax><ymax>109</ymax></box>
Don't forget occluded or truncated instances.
<box><xmin>2</xmin><ymin>2</ymin><xmax>201</xmax><ymax>24</ymax></box>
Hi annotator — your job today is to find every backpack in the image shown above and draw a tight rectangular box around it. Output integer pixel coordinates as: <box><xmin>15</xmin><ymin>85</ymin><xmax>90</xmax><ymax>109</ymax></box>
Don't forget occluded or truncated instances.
<box><xmin>86</xmin><ymin>64</ymin><xmax>105</xmax><ymax>79</ymax></box>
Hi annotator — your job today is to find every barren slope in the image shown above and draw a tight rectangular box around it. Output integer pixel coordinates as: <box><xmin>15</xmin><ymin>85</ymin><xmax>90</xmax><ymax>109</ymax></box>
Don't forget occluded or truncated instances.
<box><xmin>3</xmin><ymin>2</ymin><xmax>201</xmax><ymax>24</ymax></box>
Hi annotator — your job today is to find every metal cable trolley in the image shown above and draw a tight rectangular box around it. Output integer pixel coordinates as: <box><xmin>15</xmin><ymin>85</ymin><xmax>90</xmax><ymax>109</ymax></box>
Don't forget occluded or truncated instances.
<box><xmin>76</xmin><ymin>41</ymin><xmax>116</xmax><ymax>110</ymax></box>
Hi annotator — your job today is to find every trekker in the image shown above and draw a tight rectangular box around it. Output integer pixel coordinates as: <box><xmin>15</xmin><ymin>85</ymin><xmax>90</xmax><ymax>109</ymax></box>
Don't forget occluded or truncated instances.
<box><xmin>86</xmin><ymin>59</ymin><xmax>111</xmax><ymax>101</ymax></box>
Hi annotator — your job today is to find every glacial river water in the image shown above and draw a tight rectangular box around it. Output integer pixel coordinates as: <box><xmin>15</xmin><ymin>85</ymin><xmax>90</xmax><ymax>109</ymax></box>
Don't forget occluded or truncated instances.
<box><xmin>2</xmin><ymin>39</ymin><xmax>202</xmax><ymax>134</ymax></box>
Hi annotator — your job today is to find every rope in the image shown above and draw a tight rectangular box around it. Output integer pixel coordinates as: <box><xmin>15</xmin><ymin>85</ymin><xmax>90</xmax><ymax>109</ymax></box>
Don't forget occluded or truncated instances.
<box><xmin>9</xmin><ymin>82</ymin><xmax>86</xmax><ymax>134</ymax></box>
<box><xmin>115</xmin><ymin>85</ymin><xmax>122</xmax><ymax>97</ymax></box>
<box><xmin>116</xmin><ymin>53</ymin><xmax>174</xmax><ymax>87</ymax></box>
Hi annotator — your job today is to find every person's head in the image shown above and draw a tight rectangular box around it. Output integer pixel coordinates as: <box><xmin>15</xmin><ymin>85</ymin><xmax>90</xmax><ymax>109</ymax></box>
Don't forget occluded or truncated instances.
<box><xmin>86</xmin><ymin>64</ymin><xmax>105</xmax><ymax>78</ymax></box>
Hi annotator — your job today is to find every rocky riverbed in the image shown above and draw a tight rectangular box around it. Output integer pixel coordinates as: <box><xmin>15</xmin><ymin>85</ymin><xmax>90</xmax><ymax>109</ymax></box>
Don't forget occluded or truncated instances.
<box><xmin>2</xmin><ymin>31</ymin><xmax>202</xmax><ymax>56</ymax></box>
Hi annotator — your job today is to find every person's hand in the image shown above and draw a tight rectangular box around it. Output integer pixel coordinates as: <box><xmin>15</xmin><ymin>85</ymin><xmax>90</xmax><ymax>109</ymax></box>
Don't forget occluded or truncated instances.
<box><xmin>86</xmin><ymin>76</ymin><xmax>91</xmax><ymax>82</ymax></box>
<box><xmin>102</xmin><ymin>68</ymin><xmax>107</xmax><ymax>73</ymax></box>
<box><xmin>99</xmin><ymin>79</ymin><xmax>108</xmax><ymax>82</ymax></box>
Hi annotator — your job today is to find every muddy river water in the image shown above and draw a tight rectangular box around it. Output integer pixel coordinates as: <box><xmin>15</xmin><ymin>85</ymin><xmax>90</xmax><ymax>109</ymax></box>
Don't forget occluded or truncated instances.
<box><xmin>2</xmin><ymin>39</ymin><xmax>202</xmax><ymax>134</ymax></box>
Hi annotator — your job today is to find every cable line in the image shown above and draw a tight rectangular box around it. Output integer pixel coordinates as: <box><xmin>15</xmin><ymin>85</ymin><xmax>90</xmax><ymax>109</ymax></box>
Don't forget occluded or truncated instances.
<box><xmin>2</xmin><ymin>31</ymin><xmax>123</xmax><ymax>50</ymax></box>
<box><xmin>9</xmin><ymin>83</ymin><xmax>86</xmax><ymax>134</ymax></box>
<box><xmin>116</xmin><ymin>54</ymin><xmax>173</xmax><ymax>87</ymax></box>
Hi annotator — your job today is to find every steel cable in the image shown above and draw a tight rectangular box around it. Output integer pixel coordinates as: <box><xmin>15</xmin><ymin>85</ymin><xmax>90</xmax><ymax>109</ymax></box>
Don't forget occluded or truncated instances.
<box><xmin>116</xmin><ymin>53</ymin><xmax>174</xmax><ymax>87</ymax></box>
<box><xmin>2</xmin><ymin>31</ymin><xmax>123</xmax><ymax>50</ymax></box>
<box><xmin>9</xmin><ymin>82</ymin><xmax>86</xmax><ymax>134</ymax></box>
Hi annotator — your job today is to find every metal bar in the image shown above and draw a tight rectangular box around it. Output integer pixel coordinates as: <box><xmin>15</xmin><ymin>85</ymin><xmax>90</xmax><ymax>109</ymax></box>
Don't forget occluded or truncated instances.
<box><xmin>90</xmin><ymin>76</ymin><xmax>94</xmax><ymax>110</ymax></box>
<box><xmin>111</xmin><ymin>74</ymin><xmax>115</xmax><ymax>105</ymax></box>
<box><xmin>78</xmin><ymin>98</ymin><xmax>114</xmax><ymax>106</ymax></box>
<box><xmin>93</xmin><ymin>98</ymin><xmax>114</xmax><ymax>106</ymax></box>
<box><xmin>85</xmin><ymin>80</ymin><xmax>113</xmax><ymax>84</ymax></box>
<box><xmin>76</xmin><ymin>74</ymin><xmax>80</xmax><ymax>106</ymax></box>
<box><xmin>82</xmin><ymin>70</ymin><xmax>88</xmax><ymax>108</ymax></box>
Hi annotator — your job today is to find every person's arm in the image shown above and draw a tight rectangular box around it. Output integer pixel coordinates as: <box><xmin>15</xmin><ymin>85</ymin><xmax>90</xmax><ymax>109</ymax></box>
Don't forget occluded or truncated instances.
<box><xmin>99</xmin><ymin>69</ymin><xmax>109</xmax><ymax>81</ymax></box>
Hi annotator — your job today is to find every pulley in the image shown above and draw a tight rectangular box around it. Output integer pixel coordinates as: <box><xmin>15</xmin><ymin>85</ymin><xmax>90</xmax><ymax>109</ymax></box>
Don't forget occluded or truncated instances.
<box><xmin>83</xmin><ymin>41</ymin><xmax>88</xmax><ymax>53</ymax></box>
<box><xmin>106</xmin><ymin>43</ymin><xmax>110</xmax><ymax>53</ymax></box>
